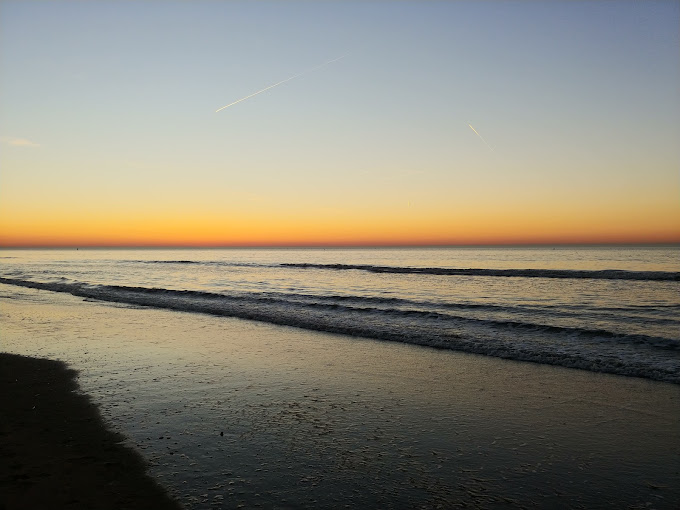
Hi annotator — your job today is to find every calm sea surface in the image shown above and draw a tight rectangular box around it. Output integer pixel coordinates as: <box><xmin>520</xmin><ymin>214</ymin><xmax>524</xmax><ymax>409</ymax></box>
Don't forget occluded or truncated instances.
<box><xmin>1</xmin><ymin>246</ymin><xmax>678</xmax><ymax>383</ymax></box>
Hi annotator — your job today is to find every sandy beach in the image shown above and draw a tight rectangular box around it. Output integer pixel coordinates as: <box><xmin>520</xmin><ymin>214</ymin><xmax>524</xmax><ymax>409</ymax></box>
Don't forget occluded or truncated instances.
<box><xmin>0</xmin><ymin>352</ymin><xmax>181</xmax><ymax>510</ymax></box>
<box><xmin>2</xmin><ymin>282</ymin><xmax>680</xmax><ymax>509</ymax></box>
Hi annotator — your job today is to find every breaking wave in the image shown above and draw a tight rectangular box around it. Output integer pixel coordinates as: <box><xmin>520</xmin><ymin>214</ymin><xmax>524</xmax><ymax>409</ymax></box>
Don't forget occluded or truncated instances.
<box><xmin>281</xmin><ymin>263</ymin><xmax>680</xmax><ymax>281</ymax></box>
<box><xmin>1</xmin><ymin>276</ymin><xmax>678</xmax><ymax>384</ymax></box>
<box><xmin>131</xmin><ymin>260</ymin><xmax>680</xmax><ymax>281</ymax></box>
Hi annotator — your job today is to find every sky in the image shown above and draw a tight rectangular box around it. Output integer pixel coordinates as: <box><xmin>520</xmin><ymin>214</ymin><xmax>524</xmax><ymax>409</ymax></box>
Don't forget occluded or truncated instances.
<box><xmin>0</xmin><ymin>1</ymin><xmax>678</xmax><ymax>247</ymax></box>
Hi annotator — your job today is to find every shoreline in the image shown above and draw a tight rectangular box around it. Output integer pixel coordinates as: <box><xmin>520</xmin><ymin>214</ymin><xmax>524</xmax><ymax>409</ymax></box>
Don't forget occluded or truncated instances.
<box><xmin>2</xmin><ymin>284</ymin><xmax>680</xmax><ymax>508</ymax></box>
<box><xmin>0</xmin><ymin>352</ymin><xmax>181</xmax><ymax>510</ymax></box>
<box><xmin>1</xmin><ymin>277</ymin><xmax>677</xmax><ymax>385</ymax></box>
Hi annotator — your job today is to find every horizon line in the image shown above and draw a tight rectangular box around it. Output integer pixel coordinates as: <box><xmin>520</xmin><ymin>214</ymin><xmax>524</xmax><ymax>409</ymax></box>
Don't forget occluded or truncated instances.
<box><xmin>1</xmin><ymin>241</ymin><xmax>679</xmax><ymax>250</ymax></box>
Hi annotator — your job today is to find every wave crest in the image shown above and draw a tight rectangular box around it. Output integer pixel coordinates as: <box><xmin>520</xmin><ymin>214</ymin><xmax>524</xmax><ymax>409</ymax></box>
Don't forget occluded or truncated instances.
<box><xmin>1</xmin><ymin>276</ymin><xmax>678</xmax><ymax>384</ymax></box>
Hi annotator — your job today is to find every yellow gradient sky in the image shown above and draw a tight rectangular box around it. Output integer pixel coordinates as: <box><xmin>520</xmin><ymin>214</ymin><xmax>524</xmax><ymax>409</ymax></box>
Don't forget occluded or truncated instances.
<box><xmin>1</xmin><ymin>1</ymin><xmax>678</xmax><ymax>247</ymax></box>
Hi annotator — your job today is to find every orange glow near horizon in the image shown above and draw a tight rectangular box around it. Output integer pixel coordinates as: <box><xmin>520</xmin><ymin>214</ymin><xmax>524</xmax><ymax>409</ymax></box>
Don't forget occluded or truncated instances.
<box><xmin>1</xmin><ymin>200</ymin><xmax>678</xmax><ymax>248</ymax></box>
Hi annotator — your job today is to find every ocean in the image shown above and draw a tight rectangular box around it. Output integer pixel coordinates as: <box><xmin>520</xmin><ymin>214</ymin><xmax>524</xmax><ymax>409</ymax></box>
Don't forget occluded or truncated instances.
<box><xmin>1</xmin><ymin>246</ymin><xmax>679</xmax><ymax>383</ymax></box>
<box><xmin>2</xmin><ymin>246</ymin><xmax>680</xmax><ymax>508</ymax></box>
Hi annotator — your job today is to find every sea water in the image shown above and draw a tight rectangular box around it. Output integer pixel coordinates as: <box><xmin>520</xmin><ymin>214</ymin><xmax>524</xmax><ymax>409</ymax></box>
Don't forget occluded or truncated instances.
<box><xmin>2</xmin><ymin>247</ymin><xmax>680</xmax><ymax>508</ymax></box>
<box><xmin>1</xmin><ymin>246</ymin><xmax>678</xmax><ymax>383</ymax></box>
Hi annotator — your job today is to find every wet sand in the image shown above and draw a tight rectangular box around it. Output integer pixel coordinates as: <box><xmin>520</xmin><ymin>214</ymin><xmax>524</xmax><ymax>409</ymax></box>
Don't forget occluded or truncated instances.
<box><xmin>0</xmin><ymin>352</ymin><xmax>181</xmax><ymax>510</ymax></box>
<box><xmin>2</xmin><ymin>283</ymin><xmax>680</xmax><ymax>508</ymax></box>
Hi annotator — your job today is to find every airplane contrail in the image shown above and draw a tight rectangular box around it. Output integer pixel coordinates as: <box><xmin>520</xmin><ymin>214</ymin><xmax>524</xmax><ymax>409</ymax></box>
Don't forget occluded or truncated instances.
<box><xmin>468</xmin><ymin>123</ymin><xmax>494</xmax><ymax>151</ymax></box>
<box><xmin>216</xmin><ymin>55</ymin><xmax>347</xmax><ymax>113</ymax></box>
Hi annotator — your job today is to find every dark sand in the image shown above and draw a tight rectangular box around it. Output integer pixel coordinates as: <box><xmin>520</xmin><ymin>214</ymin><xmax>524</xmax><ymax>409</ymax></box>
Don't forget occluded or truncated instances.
<box><xmin>0</xmin><ymin>353</ymin><xmax>181</xmax><ymax>510</ymax></box>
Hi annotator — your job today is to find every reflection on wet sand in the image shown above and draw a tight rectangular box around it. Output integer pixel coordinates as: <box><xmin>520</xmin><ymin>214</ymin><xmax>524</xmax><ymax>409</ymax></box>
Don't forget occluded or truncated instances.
<box><xmin>2</xmin><ymin>283</ymin><xmax>679</xmax><ymax>508</ymax></box>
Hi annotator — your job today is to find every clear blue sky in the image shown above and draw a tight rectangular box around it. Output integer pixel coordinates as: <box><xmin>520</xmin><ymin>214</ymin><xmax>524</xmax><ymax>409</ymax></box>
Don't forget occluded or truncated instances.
<box><xmin>1</xmin><ymin>1</ymin><xmax>678</xmax><ymax>245</ymax></box>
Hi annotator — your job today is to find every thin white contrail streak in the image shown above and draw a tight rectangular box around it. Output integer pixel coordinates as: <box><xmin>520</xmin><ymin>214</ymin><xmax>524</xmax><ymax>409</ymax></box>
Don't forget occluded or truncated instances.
<box><xmin>216</xmin><ymin>55</ymin><xmax>347</xmax><ymax>113</ymax></box>
<box><xmin>468</xmin><ymin>123</ymin><xmax>495</xmax><ymax>151</ymax></box>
